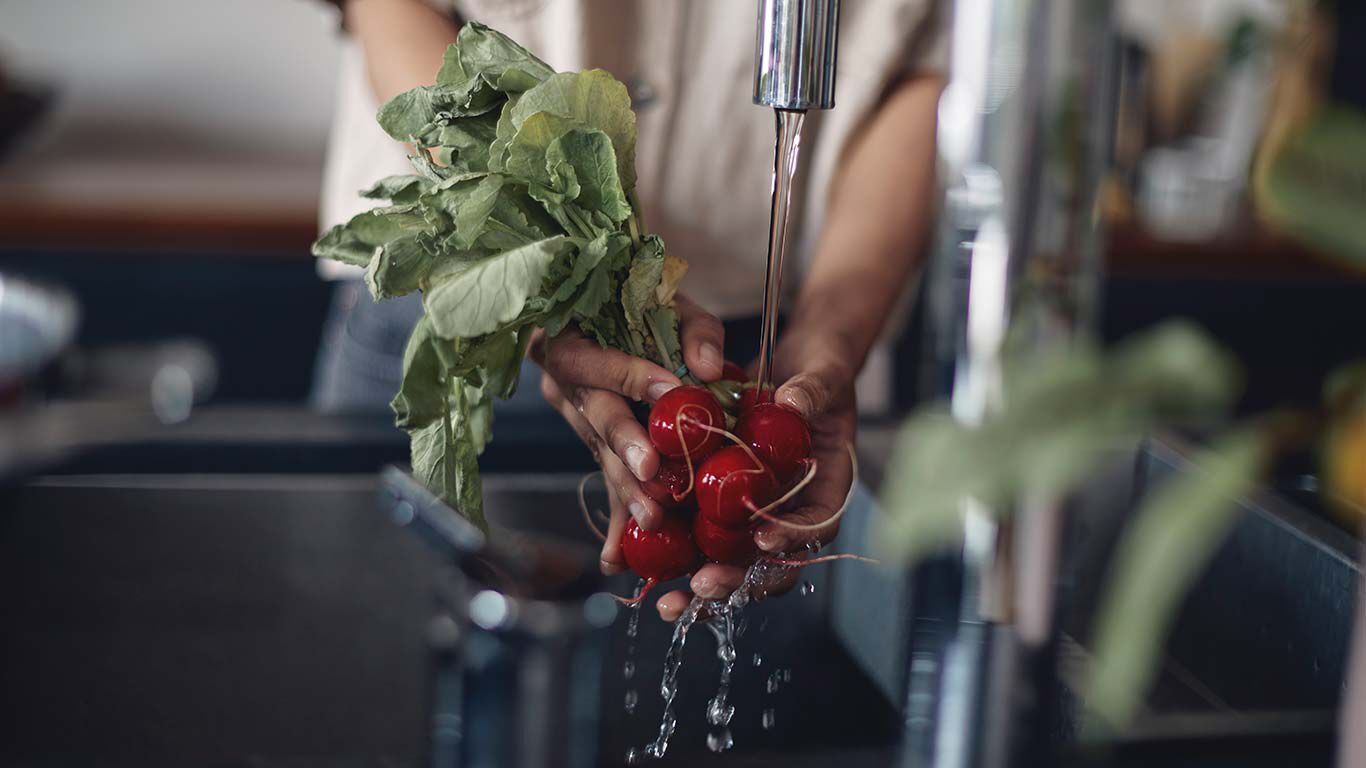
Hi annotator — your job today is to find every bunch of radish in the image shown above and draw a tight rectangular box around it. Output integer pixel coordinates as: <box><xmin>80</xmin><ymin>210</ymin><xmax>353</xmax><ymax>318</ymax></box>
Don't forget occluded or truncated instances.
<box><xmin>596</xmin><ymin>370</ymin><xmax>859</xmax><ymax>606</ymax></box>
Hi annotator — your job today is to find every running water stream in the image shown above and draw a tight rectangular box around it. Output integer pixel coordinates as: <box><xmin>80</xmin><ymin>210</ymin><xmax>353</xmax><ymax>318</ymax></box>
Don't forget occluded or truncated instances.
<box><xmin>630</xmin><ymin>97</ymin><xmax>812</xmax><ymax>766</ymax></box>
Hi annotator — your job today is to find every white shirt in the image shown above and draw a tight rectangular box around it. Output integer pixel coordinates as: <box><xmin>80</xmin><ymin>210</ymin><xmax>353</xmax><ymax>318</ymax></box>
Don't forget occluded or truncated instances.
<box><xmin>320</xmin><ymin>0</ymin><xmax>946</xmax><ymax>320</ymax></box>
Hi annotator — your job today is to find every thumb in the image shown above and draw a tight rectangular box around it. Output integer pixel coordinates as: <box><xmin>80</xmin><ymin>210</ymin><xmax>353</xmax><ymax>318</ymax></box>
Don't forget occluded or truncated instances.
<box><xmin>774</xmin><ymin>362</ymin><xmax>847</xmax><ymax>421</ymax></box>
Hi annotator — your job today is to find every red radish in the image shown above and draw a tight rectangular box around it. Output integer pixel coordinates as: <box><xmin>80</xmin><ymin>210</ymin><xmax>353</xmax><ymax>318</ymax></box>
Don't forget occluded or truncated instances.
<box><xmin>736</xmin><ymin>403</ymin><xmax>812</xmax><ymax>481</ymax></box>
<box><xmin>738</xmin><ymin>385</ymin><xmax>774</xmax><ymax>412</ymax></box>
<box><xmin>619</xmin><ymin>515</ymin><xmax>699</xmax><ymax>605</ymax></box>
<box><xmin>642</xmin><ymin>458</ymin><xmax>696</xmax><ymax>511</ymax></box>
<box><xmin>696</xmin><ymin>446</ymin><xmax>778</xmax><ymax>528</ymax></box>
<box><xmin>648</xmin><ymin>385</ymin><xmax>726</xmax><ymax>460</ymax></box>
<box><xmin>693</xmin><ymin>512</ymin><xmax>760</xmax><ymax>566</ymax></box>
<box><xmin>721</xmin><ymin>361</ymin><xmax>748</xmax><ymax>383</ymax></box>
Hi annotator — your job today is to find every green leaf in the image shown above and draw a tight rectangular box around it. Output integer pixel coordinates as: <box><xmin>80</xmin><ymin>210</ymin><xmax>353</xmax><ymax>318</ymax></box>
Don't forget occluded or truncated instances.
<box><xmin>364</xmin><ymin>236</ymin><xmax>433</xmax><ymax>299</ymax></box>
<box><xmin>621</xmin><ymin>235</ymin><xmax>665</xmax><ymax>332</ymax></box>
<box><xmin>435</xmin><ymin>43</ymin><xmax>468</xmax><ymax>87</ymax></box>
<box><xmin>360</xmin><ymin>175</ymin><xmax>433</xmax><ymax>204</ymax></box>
<box><xmin>1086</xmin><ymin>431</ymin><xmax>1265</xmax><ymax>730</ymax></box>
<box><xmin>454</xmin><ymin>22</ymin><xmax>555</xmax><ymax>93</ymax></box>
<box><xmin>435</xmin><ymin>111</ymin><xmax>500</xmax><ymax>172</ymax></box>
<box><xmin>312</xmin><ymin>206</ymin><xmax>428</xmax><ymax>267</ymax></box>
<box><xmin>391</xmin><ymin>317</ymin><xmax>447</xmax><ymax>429</ymax></box>
<box><xmin>875</xmin><ymin>322</ymin><xmax>1243</xmax><ymax>563</ymax></box>
<box><xmin>547</xmin><ymin>129</ymin><xmax>631</xmax><ymax>221</ymax></box>
<box><xmin>423</xmin><ymin>235</ymin><xmax>570</xmax><ymax>338</ymax></box>
<box><xmin>453</xmin><ymin>175</ymin><xmax>506</xmax><ymax>250</ymax></box>
<box><xmin>509</xmin><ymin>70</ymin><xmax>638</xmax><ymax>189</ymax></box>
<box><xmin>377</xmin><ymin>81</ymin><xmax>502</xmax><ymax>145</ymax></box>
<box><xmin>505</xmin><ymin>110</ymin><xmax>581</xmax><ymax>186</ymax></box>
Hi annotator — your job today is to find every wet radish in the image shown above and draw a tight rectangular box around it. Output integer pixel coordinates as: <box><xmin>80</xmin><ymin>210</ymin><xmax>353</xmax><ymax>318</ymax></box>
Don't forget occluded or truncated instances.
<box><xmin>738</xmin><ymin>385</ymin><xmax>774</xmax><ymax>412</ymax></box>
<box><xmin>697</xmin><ymin>446</ymin><xmax>778</xmax><ymax>528</ymax></box>
<box><xmin>619</xmin><ymin>515</ymin><xmax>699</xmax><ymax>605</ymax></box>
<box><xmin>642</xmin><ymin>458</ymin><xmax>696</xmax><ymax>511</ymax></box>
<box><xmin>736</xmin><ymin>403</ymin><xmax>812</xmax><ymax>481</ymax></box>
<box><xmin>693</xmin><ymin>512</ymin><xmax>760</xmax><ymax>566</ymax></box>
<box><xmin>648</xmin><ymin>385</ymin><xmax>726</xmax><ymax>460</ymax></box>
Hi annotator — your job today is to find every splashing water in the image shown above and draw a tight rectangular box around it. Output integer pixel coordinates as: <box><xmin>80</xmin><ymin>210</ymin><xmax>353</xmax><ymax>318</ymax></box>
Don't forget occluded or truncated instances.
<box><xmin>751</xmin><ymin>652</ymin><xmax>763</xmax><ymax>667</ymax></box>
<box><xmin>762</xmin><ymin>708</ymin><xmax>777</xmax><ymax>730</ymax></box>
<box><xmin>625</xmin><ymin>747</ymin><xmax>643</xmax><ymax>765</ymax></box>
<box><xmin>635</xmin><ymin>560</ymin><xmax>794</xmax><ymax>759</ymax></box>
<box><xmin>799</xmin><ymin>580</ymin><xmax>816</xmax><ymax>596</ymax></box>
<box><xmin>624</xmin><ymin>661</ymin><xmax>636</xmax><ymax>680</ymax></box>
<box><xmin>706</xmin><ymin>729</ymin><xmax>735</xmax><ymax>753</ymax></box>
<box><xmin>625</xmin><ymin>689</ymin><xmax>639</xmax><ymax>714</ymax></box>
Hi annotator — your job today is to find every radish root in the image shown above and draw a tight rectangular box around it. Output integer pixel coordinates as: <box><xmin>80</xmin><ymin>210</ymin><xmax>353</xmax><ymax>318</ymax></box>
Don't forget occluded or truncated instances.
<box><xmin>613</xmin><ymin>576</ymin><xmax>658</xmax><ymax>606</ymax></box>
<box><xmin>765</xmin><ymin>552</ymin><xmax>880</xmax><ymax>568</ymax></box>
<box><xmin>746</xmin><ymin>458</ymin><xmax>819</xmax><ymax>520</ymax></box>
<box><xmin>748</xmin><ymin>444</ymin><xmax>859</xmax><ymax>533</ymax></box>
<box><xmin>679</xmin><ymin>414</ymin><xmax>774</xmax><ymax>481</ymax></box>
<box><xmin>577</xmin><ymin>471</ymin><xmax>608</xmax><ymax>542</ymax></box>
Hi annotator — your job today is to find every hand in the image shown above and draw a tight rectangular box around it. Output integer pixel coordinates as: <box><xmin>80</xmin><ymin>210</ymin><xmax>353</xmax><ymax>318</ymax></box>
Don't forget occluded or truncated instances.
<box><xmin>530</xmin><ymin>294</ymin><xmax>726</xmax><ymax>575</ymax></box>
<box><xmin>655</xmin><ymin>328</ymin><xmax>859</xmax><ymax>621</ymax></box>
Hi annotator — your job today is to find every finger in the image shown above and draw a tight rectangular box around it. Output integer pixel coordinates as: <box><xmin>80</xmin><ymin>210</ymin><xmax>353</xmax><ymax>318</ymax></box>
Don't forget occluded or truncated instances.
<box><xmin>675</xmin><ymin>294</ymin><xmax>725</xmax><ymax>382</ymax></box>
<box><xmin>774</xmin><ymin>365</ymin><xmax>846</xmax><ymax>421</ymax></box>
<box><xmin>544</xmin><ymin>376</ymin><xmax>663</xmax><ymax>530</ymax></box>
<box><xmin>599</xmin><ymin>486</ymin><xmax>629</xmax><ymax>575</ymax></box>
<box><xmin>656</xmin><ymin>589</ymin><xmax>692</xmax><ymax>622</ymax></box>
<box><xmin>537</xmin><ymin>326</ymin><xmax>681</xmax><ymax>403</ymax></box>
<box><xmin>689</xmin><ymin>563</ymin><xmax>747</xmax><ymax>600</ymax></box>
<box><xmin>571</xmin><ymin>386</ymin><xmax>658</xmax><ymax>482</ymax></box>
<box><xmin>754</xmin><ymin>447</ymin><xmax>854</xmax><ymax>553</ymax></box>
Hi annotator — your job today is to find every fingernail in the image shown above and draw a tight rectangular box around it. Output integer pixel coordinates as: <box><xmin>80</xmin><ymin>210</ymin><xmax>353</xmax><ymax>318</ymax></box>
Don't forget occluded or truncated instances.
<box><xmin>628</xmin><ymin>500</ymin><xmax>649</xmax><ymax>526</ymax></box>
<box><xmin>647</xmin><ymin>381</ymin><xmax>674</xmax><ymax>402</ymax></box>
<box><xmin>698</xmin><ymin>342</ymin><xmax>723</xmax><ymax>375</ymax></box>
<box><xmin>625</xmin><ymin>444</ymin><xmax>650</xmax><ymax>481</ymax></box>
<box><xmin>755</xmin><ymin>529</ymin><xmax>781</xmax><ymax>552</ymax></box>
<box><xmin>691</xmin><ymin>574</ymin><xmax>713</xmax><ymax>595</ymax></box>
<box><xmin>780</xmin><ymin>388</ymin><xmax>812</xmax><ymax>416</ymax></box>
<box><xmin>601</xmin><ymin>559</ymin><xmax>625</xmax><ymax>575</ymax></box>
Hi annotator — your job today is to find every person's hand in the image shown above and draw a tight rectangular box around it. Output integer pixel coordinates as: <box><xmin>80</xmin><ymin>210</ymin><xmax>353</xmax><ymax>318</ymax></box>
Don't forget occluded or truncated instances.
<box><xmin>655</xmin><ymin>328</ymin><xmax>858</xmax><ymax>621</ymax></box>
<box><xmin>529</xmin><ymin>294</ymin><xmax>726</xmax><ymax>576</ymax></box>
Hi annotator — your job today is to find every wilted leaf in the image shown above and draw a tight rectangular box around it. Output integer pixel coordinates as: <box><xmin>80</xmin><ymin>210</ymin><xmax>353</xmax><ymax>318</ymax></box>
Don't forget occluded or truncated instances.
<box><xmin>424</xmin><ymin>235</ymin><xmax>569</xmax><ymax>338</ymax></box>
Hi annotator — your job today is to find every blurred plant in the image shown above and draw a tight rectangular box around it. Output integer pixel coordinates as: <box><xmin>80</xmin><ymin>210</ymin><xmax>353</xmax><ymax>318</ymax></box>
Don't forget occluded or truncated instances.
<box><xmin>876</xmin><ymin>318</ymin><xmax>1365</xmax><ymax>729</ymax></box>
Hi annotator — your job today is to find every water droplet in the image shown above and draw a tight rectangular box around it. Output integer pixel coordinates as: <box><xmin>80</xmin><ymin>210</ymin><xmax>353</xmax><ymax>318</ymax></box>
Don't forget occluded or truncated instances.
<box><xmin>751</xmin><ymin>652</ymin><xmax>763</xmax><ymax>667</ymax></box>
<box><xmin>766</xmin><ymin>672</ymin><xmax>780</xmax><ymax>694</ymax></box>
<box><xmin>624</xmin><ymin>661</ymin><xmax>636</xmax><ymax>679</ymax></box>
<box><xmin>706</xmin><ymin>696</ymin><xmax>735</xmax><ymax>726</ymax></box>
<box><xmin>762</xmin><ymin>708</ymin><xmax>776</xmax><ymax>730</ymax></box>
<box><xmin>624</xmin><ymin>689</ymin><xmax>638</xmax><ymax>714</ymax></box>
<box><xmin>717</xmin><ymin>643</ymin><xmax>736</xmax><ymax>664</ymax></box>
<box><xmin>782</xmin><ymin>668</ymin><xmax>792</xmax><ymax>683</ymax></box>
<box><xmin>806</xmin><ymin>539</ymin><xmax>823</xmax><ymax>554</ymax></box>
<box><xmin>799</xmin><ymin>580</ymin><xmax>816</xmax><ymax>596</ymax></box>
<box><xmin>625</xmin><ymin>747</ymin><xmax>642</xmax><ymax>764</ymax></box>
<box><xmin>706</xmin><ymin>728</ymin><xmax>734</xmax><ymax>752</ymax></box>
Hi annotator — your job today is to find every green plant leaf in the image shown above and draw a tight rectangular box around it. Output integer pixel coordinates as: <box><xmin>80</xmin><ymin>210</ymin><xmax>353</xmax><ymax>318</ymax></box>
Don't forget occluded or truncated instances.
<box><xmin>621</xmin><ymin>235</ymin><xmax>665</xmax><ymax>332</ymax></box>
<box><xmin>391</xmin><ymin>317</ymin><xmax>446</xmax><ymax>429</ymax></box>
<box><xmin>454</xmin><ymin>22</ymin><xmax>555</xmax><ymax>93</ymax></box>
<box><xmin>312</xmin><ymin>206</ymin><xmax>429</xmax><ymax>267</ymax></box>
<box><xmin>364</xmin><ymin>235</ymin><xmax>433</xmax><ymax>299</ymax></box>
<box><xmin>1085</xmin><ymin>430</ymin><xmax>1265</xmax><ymax>730</ymax></box>
<box><xmin>360</xmin><ymin>175</ymin><xmax>433</xmax><ymax>204</ymax></box>
<box><xmin>423</xmin><ymin>235</ymin><xmax>569</xmax><ymax>338</ymax></box>
<box><xmin>509</xmin><ymin>70</ymin><xmax>637</xmax><ymax>190</ymax></box>
<box><xmin>435</xmin><ymin>111</ymin><xmax>500</xmax><ymax>172</ymax></box>
<box><xmin>547</xmin><ymin>129</ymin><xmax>631</xmax><ymax>222</ymax></box>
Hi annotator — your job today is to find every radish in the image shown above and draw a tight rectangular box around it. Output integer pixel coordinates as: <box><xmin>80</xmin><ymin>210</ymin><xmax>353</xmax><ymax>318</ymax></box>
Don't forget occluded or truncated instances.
<box><xmin>642</xmin><ymin>458</ymin><xmax>697</xmax><ymax>511</ymax></box>
<box><xmin>619</xmin><ymin>514</ymin><xmax>699</xmax><ymax>605</ymax></box>
<box><xmin>648</xmin><ymin>385</ymin><xmax>726</xmax><ymax>460</ymax></box>
<box><xmin>738</xmin><ymin>385</ymin><xmax>774</xmax><ymax>412</ymax></box>
<box><xmin>693</xmin><ymin>512</ymin><xmax>760</xmax><ymax>566</ymax></box>
<box><xmin>736</xmin><ymin>403</ymin><xmax>812</xmax><ymax>481</ymax></box>
<box><xmin>696</xmin><ymin>446</ymin><xmax>778</xmax><ymax>528</ymax></box>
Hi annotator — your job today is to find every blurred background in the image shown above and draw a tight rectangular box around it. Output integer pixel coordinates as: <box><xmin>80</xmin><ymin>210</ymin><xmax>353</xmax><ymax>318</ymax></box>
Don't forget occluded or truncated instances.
<box><xmin>0</xmin><ymin>0</ymin><xmax>1364</xmax><ymax>766</ymax></box>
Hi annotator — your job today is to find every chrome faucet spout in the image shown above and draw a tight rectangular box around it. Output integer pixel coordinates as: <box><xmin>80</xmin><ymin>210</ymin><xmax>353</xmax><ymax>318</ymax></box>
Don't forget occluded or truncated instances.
<box><xmin>752</xmin><ymin>0</ymin><xmax>839</xmax><ymax>111</ymax></box>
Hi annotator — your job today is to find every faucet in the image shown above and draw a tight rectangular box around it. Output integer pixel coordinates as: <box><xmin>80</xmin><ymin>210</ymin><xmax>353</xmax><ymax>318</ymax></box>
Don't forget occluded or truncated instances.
<box><xmin>753</xmin><ymin>0</ymin><xmax>840</xmax><ymax>112</ymax></box>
